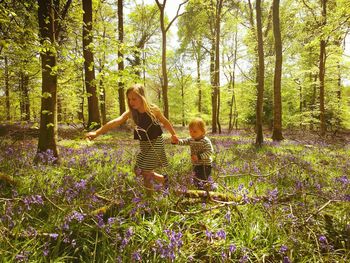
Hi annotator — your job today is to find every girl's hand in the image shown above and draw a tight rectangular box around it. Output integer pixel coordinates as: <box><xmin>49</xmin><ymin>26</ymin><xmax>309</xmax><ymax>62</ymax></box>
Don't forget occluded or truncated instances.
<box><xmin>85</xmin><ymin>131</ymin><xmax>97</xmax><ymax>141</ymax></box>
<box><xmin>171</xmin><ymin>134</ymin><xmax>179</xmax><ymax>144</ymax></box>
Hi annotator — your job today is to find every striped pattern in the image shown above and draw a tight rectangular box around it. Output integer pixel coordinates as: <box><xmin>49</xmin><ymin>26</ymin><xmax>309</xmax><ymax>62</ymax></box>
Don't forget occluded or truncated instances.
<box><xmin>136</xmin><ymin>135</ymin><xmax>168</xmax><ymax>171</ymax></box>
<box><xmin>178</xmin><ymin>136</ymin><xmax>214</xmax><ymax>166</ymax></box>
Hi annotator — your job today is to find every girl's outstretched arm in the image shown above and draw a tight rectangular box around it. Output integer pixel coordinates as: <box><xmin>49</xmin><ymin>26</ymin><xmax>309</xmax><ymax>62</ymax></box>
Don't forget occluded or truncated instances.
<box><xmin>153</xmin><ymin>107</ymin><xmax>178</xmax><ymax>143</ymax></box>
<box><xmin>86</xmin><ymin>111</ymin><xmax>130</xmax><ymax>140</ymax></box>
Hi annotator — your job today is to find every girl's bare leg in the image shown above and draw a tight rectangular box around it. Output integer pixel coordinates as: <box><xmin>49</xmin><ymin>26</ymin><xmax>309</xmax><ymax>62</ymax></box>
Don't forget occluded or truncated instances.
<box><xmin>141</xmin><ymin>171</ymin><xmax>166</xmax><ymax>193</ymax></box>
<box><xmin>152</xmin><ymin>172</ymin><xmax>165</xmax><ymax>184</ymax></box>
<box><xmin>141</xmin><ymin>171</ymin><xmax>154</xmax><ymax>192</ymax></box>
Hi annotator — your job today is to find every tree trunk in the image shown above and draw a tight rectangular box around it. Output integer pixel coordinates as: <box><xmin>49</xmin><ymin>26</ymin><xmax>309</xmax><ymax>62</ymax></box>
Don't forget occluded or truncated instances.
<box><xmin>319</xmin><ymin>0</ymin><xmax>327</xmax><ymax>136</ymax></box>
<box><xmin>5</xmin><ymin>56</ymin><xmax>10</xmax><ymax>121</ymax></box>
<box><xmin>228</xmin><ymin>28</ymin><xmax>238</xmax><ymax>132</ymax></box>
<box><xmin>214</xmin><ymin>0</ymin><xmax>223</xmax><ymax>134</ymax></box>
<box><xmin>83</xmin><ymin>0</ymin><xmax>100</xmax><ymax>129</ymax></box>
<box><xmin>181</xmin><ymin>83</ymin><xmax>185</xmax><ymax>127</ymax></box>
<box><xmin>23</xmin><ymin>73</ymin><xmax>30</xmax><ymax>121</ymax></box>
<box><xmin>255</xmin><ymin>0</ymin><xmax>265</xmax><ymax>146</ymax></box>
<box><xmin>99</xmin><ymin>64</ymin><xmax>107</xmax><ymax>125</ymax></box>
<box><xmin>196</xmin><ymin>56</ymin><xmax>202</xmax><ymax>113</ymax></box>
<box><xmin>210</xmin><ymin>39</ymin><xmax>217</xmax><ymax>133</ymax></box>
<box><xmin>271</xmin><ymin>0</ymin><xmax>283</xmax><ymax>141</ymax></box>
<box><xmin>117</xmin><ymin>0</ymin><xmax>126</xmax><ymax>115</ymax></box>
<box><xmin>36</xmin><ymin>0</ymin><xmax>59</xmax><ymax>162</ymax></box>
<box><xmin>159</xmin><ymin>4</ymin><xmax>169</xmax><ymax>119</ymax></box>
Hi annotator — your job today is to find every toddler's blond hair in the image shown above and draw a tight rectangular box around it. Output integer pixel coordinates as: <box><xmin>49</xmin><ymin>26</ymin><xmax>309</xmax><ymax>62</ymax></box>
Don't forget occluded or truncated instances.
<box><xmin>189</xmin><ymin>118</ymin><xmax>206</xmax><ymax>134</ymax></box>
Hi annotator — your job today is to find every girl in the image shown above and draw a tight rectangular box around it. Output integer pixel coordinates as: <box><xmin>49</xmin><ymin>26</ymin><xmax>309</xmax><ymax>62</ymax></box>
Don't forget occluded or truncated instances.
<box><xmin>86</xmin><ymin>84</ymin><xmax>178</xmax><ymax>192</ymax></box>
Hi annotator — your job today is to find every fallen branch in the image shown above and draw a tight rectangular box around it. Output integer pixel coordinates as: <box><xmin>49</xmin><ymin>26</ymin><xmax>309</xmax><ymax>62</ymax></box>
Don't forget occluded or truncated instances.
<box><xmin>174</xmin><ymin>189</ymin><xmax>242</xmax><ymax>202</ymax></box>
<box><xmin>170</xmin><ymin>204</ymin><xmax>226</xmax><ymax>215</ymax></box>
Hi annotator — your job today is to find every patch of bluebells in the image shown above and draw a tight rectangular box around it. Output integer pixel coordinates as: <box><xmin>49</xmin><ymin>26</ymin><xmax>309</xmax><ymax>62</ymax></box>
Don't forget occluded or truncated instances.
<box><xmin>15</xmin><ymin>251</ymin><xmax>30</xmax><ymax>262</ymax></box>
<box><xmin>22</xmin><ymin>195</ymin><xmax>44</xmax><ymax>210</ymax></box>
<box><xmin>56</xmin><ymin>175</ymin><xmax>95</xmax><ymax>204</ymax></box>
<box><xmin>121</xmin><ymin>227</ymin><xmax>134</xmax><ymax>249</ymax></box>
<box><xmin>318</xmin><ymin>235</ymin><xmax>334</xmax><ymax>251</ymax></box>
<box><xmin>154</xmin><ymin>229</ymin><xmax>183</xmax><ymax>261</ymax></box>
<box><xmin>62</xmin><ymin>210</ymin><xmax>86</xmax><ymax>230</ymax></box>
<box><xmin>35</xmin><ymin>149</ymin><xmax>58</xmax><ymax>164</ymax></box>
<box><xmin>129</xmin><ymin>197</ymin><xmax>151</xmax><ymax>217</ymax></box>
<box><xmin>266</xmin><ymin>188</ymin><xmax>279</xmax><ymax>202</ymax></box>
<box><xmin>132</xmin><ymin>250</ymin><xmax>141</xmax><ymax>262</ymax></box>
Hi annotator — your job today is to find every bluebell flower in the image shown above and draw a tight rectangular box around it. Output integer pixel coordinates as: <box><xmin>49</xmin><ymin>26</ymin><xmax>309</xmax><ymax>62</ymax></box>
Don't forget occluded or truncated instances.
<box><xmin>132</xmin><ymin>250</ymin><xmax>141</xmax><ymax>261</ymax></box>
<box><xmin>279</xmin><ymin>244</ymin><xmax>288</xmax><ymax>254</ymax></box>
<box><xmin>216</xmin><ymin>229</ymin><xmax>226</xmax><ymax>240</ymax></box>
<box><xmin>229</xmin><ymin>244</ymin><xmax>236</xmax><ymax>253</ymax></box>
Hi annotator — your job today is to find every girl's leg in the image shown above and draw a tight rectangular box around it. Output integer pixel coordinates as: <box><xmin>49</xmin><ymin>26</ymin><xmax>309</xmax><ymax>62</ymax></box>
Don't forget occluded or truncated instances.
<box><xmin>141</xmin><ymin>170</ymin><xmax>166</xmax><ymax>191</ymax></box>
<box><xmin>141</xmin><ymin>170</ymin><xmax>154</xmax><ymax>191</ymax></box>
<box><xmin>152</xmin><ymin>172</ymin><xmax>165</xmax><ymax>184</ymax></box>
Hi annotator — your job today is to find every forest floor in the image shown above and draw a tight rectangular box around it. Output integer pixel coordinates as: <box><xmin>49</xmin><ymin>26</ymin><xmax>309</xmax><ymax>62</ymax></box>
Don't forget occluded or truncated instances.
<box><xmin>1</xmin><ymin>122</ymin><xmax>349</xmax><ymax>262</ymax></box>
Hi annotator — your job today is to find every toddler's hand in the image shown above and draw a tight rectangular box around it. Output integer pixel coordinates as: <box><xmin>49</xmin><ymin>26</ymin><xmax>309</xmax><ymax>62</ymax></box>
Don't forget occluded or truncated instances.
<box><xmin>191</xmin><ymin>155</ymin><xmax>199</xmax><ymax>162</ymax></box>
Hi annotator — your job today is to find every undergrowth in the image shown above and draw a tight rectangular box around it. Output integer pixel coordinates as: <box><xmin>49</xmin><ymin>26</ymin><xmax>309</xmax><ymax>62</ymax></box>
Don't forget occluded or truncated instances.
<box><xmin>0</xmin><ymin>128</ymin><xmax>349</xmax><ymax>262</ymax></box>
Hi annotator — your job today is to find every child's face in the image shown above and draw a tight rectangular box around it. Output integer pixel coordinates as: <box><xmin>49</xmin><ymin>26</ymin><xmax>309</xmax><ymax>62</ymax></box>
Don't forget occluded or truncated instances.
<box><xmin>127</xmin><ymin>91</ymin><xmax>144</xmax><ymax>111</ymax></box>
<box><xmin>189</xmin><ymin>125</ymin><xmax>205</xmax><ymax>140</ymax></box>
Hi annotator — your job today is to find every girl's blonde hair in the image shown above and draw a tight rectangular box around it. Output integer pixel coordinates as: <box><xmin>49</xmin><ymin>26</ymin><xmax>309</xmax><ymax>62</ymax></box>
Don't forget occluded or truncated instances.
<box><xmin>126</xmin><ymin>84</ymin><xmax>158</xmax><ymax>124</ymax></box>
<box><xmin>189</xmin><ymin>118</ymin><xmax>206</xmax><ymax>134</ymax></box>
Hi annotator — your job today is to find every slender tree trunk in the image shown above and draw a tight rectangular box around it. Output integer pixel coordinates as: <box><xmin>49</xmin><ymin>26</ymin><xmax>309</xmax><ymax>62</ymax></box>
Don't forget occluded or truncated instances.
<box><xmin>99</xmin><ymin>62</ymin><xmax>107</xmax><ymax>125</ymax></box>
<box><xmin>78</xmin><ymin>66</ymin><xmax>85</xmax><ymax>123</ymax></box>
<box><xmin>23</xmin><ymin>73</ymin><xmax>30</xmax><ymax>121</ymax></box>
<box><xmin>5</xmin><ymin>56</ymin><xmax>10</xmax><ymax>121</ymax></box>
<box><xmin>196</xmin><ymin>57</ymin><xmax>202</xmax><ymax>113</ymax></box>
<box><xmin>319</xmin><ymin>39</ymin><xmax>326</xmax><ymax>136</ymax></box>
<box><xmin>214</xmin><ymin>0</ymin><xmax>223</xmax><ymax>134</ymax></box>
<box><xmin>36</xmin><ymin>0</ymin><xmax>59</xmax><ymax>161</ymax></box>
<box><xmin>299</xmin><ymin>83</ymin><xmax>303</xmax><ymax>127</ymax></box>
<box><xmin>83</xmin><ymin>0</ymin><xmax>100</xmax><ymax>129</ymax></box>
<box><xmin>229</xmin><ymin>29</ymin><xmax>238</xmax><ymax>132</ymax></box>
<box><xmin>181</xmin><ymin>83</ymin><xmax>185</xmax><ymax>127</ymax></box>
<box><xmin>117</xmin><ymin>0</ymin><xmax>126</xmax><ymax>115</ymax></box>
<box><xmin>310</xmin><ymin>73</ymin><xmax>317</xmax><ymax>131</ymax></box>
<box><xmin>271</xmin><ymin>0</ymin><xmax>283</xmax><ymax>141</ymax></box>
<box><xmin>319</xmin><ymin>0</ymin><xmax>327</xmax><ymax>136</ymax></box>
<box><xmin>19</xmin><ymin>74</ymin><xmax>24</xmax><ymax>120</ymax></box>
<box><xmin>159</xmin><ymin>4</ymin><xmax>169</xmax><ymax>119</ymax></box>
<box><xmin>255</xmin><ymin>0</ymin><xmax>265</xmax><ymax>146</ymax></box>
<box><xmin>210</xmin><ymin>39</ymin><xmax>217</xmax><ymax>133</ymax></box>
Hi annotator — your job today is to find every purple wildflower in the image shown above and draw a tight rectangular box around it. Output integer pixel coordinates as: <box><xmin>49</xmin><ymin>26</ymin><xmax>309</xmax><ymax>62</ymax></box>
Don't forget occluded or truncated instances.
<box><xmin>279</xmin><ymin>245</ymin><xmax>288</xmax><ymax>254</ymax></box>
<box><xmin>205</xmin><ymin>230</ymin><xmax>213</xmax><ymax>240</ymax></box>
<box><xmin>216</xmin><ymin>229</ymin><xmax>226</xmax><ymax>240</ymax></box>
<box><xmin>15</xmin><ymin>251</ymin><xmax>30</xmax><ymax>262</ymax></box>
<box><xmin>49</xmin><ymin>233</ymin><xmax>59</xmax><ymax>240</ymax></box>
<box><xmin>239</xmin><ymin>254</ymin><xmax>249</xmax><ymax>263</ymax></box>
<box><xmin>318</xmin><ymin>235</ymin><xmax>327</xmax><ymax>243</ymax></box>
<box><xmin>229</xmin><ymin>244</ymin><xmax>236</xmax><ymax>253</ymax></box>
<box><xmin>132</xmin><ymin>250</ymin><xmax>141</xmax><ymax>261</ymax></box>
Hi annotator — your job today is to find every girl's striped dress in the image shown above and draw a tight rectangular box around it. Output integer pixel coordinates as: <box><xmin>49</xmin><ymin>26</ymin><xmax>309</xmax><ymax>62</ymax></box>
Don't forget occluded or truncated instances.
<box><xmin>133</xmin><ymin>111</ymin><xmax>168</xmax><ymax>171</ymax></box>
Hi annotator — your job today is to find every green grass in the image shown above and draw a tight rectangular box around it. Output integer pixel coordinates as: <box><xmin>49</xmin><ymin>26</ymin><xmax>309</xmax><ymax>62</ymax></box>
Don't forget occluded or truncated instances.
<box><xmin>0</xmin><ymin>129</ymin><xmax>349</xmax><ymax>262</ymax></box>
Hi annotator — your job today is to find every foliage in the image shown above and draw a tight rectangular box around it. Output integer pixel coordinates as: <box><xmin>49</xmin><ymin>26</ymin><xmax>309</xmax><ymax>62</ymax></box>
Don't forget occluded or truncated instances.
<box><xmin>1</xmin><ymin>128</ymin><xmax>349</xmax><ymax>262</ymax></box>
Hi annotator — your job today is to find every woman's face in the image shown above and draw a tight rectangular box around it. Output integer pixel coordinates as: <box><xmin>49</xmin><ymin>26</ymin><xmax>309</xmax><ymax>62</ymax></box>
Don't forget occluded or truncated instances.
<box><xmin>127</xmin><ymin>91</ymin><xmax>144</xmax><ymax>111</ymax></box>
